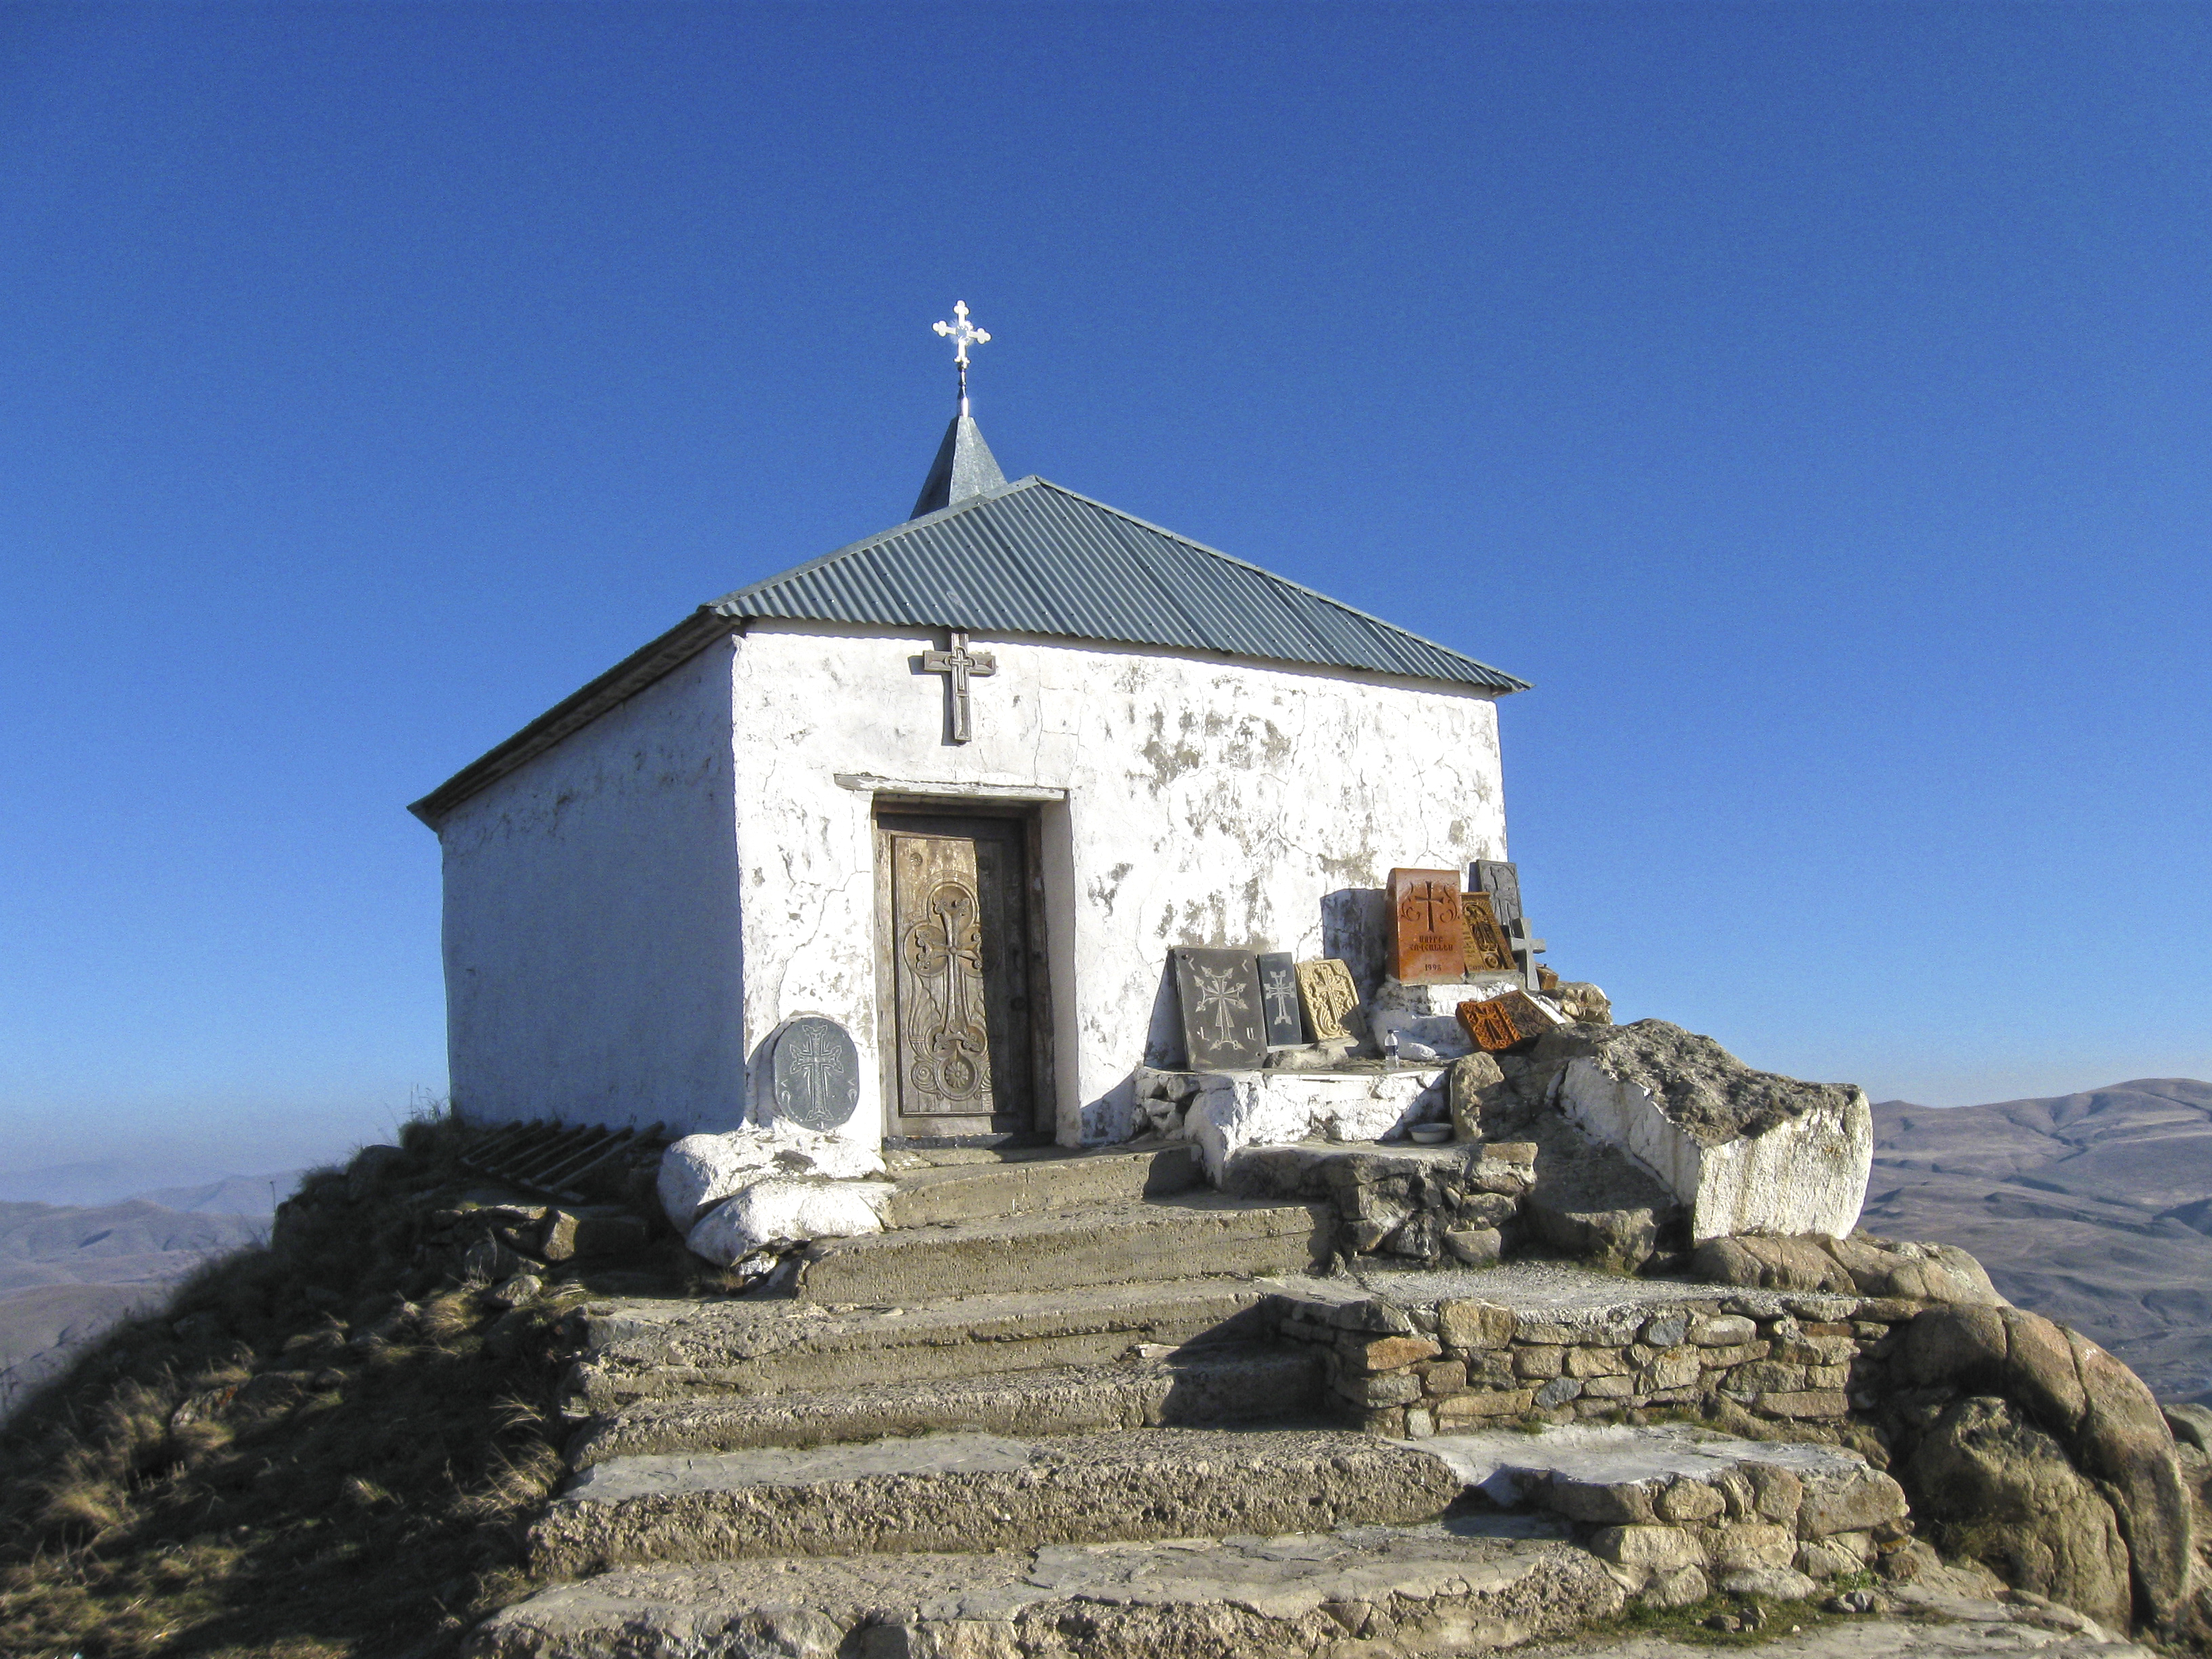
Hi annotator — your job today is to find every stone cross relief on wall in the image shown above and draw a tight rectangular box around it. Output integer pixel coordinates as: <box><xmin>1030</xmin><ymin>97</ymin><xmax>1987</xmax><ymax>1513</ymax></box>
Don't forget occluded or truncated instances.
<box><xmin>920</xmin><ymin>628</ymin><xmax>997</xmax><ymax>744</ymax></box>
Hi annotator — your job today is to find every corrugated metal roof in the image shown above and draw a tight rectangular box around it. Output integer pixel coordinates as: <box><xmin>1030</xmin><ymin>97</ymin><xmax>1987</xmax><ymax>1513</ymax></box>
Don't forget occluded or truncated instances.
<box><xmin>711</xmin><ymin>475</ymin><xmax>1528</xmax><ymax>693</ymax></box>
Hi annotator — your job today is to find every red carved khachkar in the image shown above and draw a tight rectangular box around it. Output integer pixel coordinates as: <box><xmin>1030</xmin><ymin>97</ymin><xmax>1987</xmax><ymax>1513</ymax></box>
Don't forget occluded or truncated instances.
<box><xmin>1388</xmin><ymin>867</ymin><xmax>1465</xmax><ymax>984</ymax></box>
<box><xmin>1458</xmin><ymin>989</ymin><xmax>1551</xmax><ymax>1052</ymax></box>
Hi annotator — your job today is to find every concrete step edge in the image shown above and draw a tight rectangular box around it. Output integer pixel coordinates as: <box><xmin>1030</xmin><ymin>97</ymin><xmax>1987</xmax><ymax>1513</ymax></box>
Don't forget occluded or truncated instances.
<box><xmin>478</xmin><ymin>1520</ymin><xmax>1621</xmax><ymax>1658</ymax></box>
<box><xmin>527</xmin><ymin>1425</ymin><xmax>1466</xmax><ymax>1574</ymax></box>
<box><xmin>814</xmin><ymin>1192</ymin><xmax>1330</xmax><ymax>1255</ymax></box>
<box><xmin>562</xmin><ymin>1277</ymin><xmax>1303</xmax><ymax>1412</ymax></box>
<box><xmin>566</xmin><ymin>1343</ymin><xmax>1326</xmax><ymax>1465</ymax></box>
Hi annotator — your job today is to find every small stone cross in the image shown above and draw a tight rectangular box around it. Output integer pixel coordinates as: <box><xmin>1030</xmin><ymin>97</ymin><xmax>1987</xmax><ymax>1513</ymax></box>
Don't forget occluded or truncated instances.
<box><xmin>921</xmin><ymin>628</ymin><xmax>996</xmax><ymax>743</ymax></box>
<box><xmin>1507</xmin><ymin>917</ymin><xmax>1547</xmax><ymax>993</ymax></box>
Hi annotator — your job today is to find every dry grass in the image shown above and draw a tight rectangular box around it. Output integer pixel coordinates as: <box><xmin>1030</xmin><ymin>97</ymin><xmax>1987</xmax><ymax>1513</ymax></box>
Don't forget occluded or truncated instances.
<box><xmin>0</xmin><ymin>1111</ymin><xmax>601</xmax><ymax>1659</ymax></box>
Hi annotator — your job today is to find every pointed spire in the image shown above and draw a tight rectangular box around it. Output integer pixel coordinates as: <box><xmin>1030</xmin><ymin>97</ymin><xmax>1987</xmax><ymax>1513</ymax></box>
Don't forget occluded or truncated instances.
<box><xmin>913</xmin><ymin>301</ymin><xmax>1005</xmax><ymax>517</ymax></box>
<box><xmin>912</xmin><ymin>413</ymin><xmax>1007</xmax><ymax>518</ymax></box>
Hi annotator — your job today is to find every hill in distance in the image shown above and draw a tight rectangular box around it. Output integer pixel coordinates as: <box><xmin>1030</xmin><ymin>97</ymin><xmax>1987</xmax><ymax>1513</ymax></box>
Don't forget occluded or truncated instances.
<box><xmin>1867</xmin><ymin>1077</ymin><xmax>2212</xmax><ymax>1403</ymax></box>
<box><xmin>0</xmin><ymin>1183</ymin><xmax>288</xmax><ymax>1413</ymax></box>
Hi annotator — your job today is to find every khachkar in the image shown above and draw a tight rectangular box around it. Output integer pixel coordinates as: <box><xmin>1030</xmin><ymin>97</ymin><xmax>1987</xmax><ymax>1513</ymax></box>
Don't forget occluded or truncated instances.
<box><xmin>1387</xmin><ymin>867</ymin><xmax>1465</xmax><ymax>983</ymax></box>
<box><xmin>1170</xmin><ymin>947</ymin><xmax>1267</xmax><ymax>1069</ymax></box>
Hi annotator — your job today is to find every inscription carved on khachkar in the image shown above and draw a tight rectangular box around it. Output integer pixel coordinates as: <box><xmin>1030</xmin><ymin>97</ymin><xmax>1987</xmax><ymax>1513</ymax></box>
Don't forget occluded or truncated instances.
<box><xmin>1294</xmin><ymin>958</ymin><xmax>1358</xmax><ymax>1043</ymax></box>
<box><xmin>1387</xmin><ymin>867</ymin><xmax>1464</xmax><ymax>983</ymax></box>
<box><xmin>1171</xmin><ymin>947</ymin><xmax>1267</xmax><ymax>1070</ymax></box>
<box><xmin>1460</xmin><ymin>890</ymin><xmax>1518</xmax><ymax>978</ymax></box>
<box><xmin>1255</xmin><ymin>951</ymin><xmax>1304</xmax><ymax>1048</ymax></box>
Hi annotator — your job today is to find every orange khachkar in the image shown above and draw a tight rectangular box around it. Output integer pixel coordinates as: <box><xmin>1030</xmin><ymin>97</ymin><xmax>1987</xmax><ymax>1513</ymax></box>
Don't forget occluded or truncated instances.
<box><xmin>1387</xmin><ymin>868</ymin><xmax>1464</xmax><ymax>983</ymax></box>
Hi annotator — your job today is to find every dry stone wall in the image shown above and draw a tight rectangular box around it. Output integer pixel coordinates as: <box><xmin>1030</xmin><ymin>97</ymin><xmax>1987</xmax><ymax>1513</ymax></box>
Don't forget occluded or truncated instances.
<box><xmin>1273</xmin><ymin>1284</ymin><xmax>1899</xmax><ymax>1443</ymax></box>
<box><xmin>1269</xmin><ymin>1266</ymin><xmax>2196</xmax><ymax>1637</ymax></box>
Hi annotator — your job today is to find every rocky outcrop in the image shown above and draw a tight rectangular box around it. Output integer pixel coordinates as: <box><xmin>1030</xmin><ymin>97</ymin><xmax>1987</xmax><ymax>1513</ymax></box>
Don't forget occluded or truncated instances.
<box><xmin>1548</xmin><ymin>982</ymin><xmax>1612</xmax><ymax>1025</ymax></box>
<box><xmin>1908</xmin><ymin>1395</ymin><xmax>2134</xmax><ymax>1632</ymax></box>
<box><xmin>1453</xmin><ymin>1052</ymin><xmax>1684</xmax><ymax>1274</ymax></box>
<box><xmin>1891</xmin><ymin>1303</ymin><xmax>2193</xmax><ymax>1633</ymax></box>
<box><xmin>1532</xmin><ymin>1022</ymin><xmax>1873</xmax><ymax>1242</ymax></box>
<box><xmin>1692</xmin><ymin>1232</ymin><xmax>2003</xmax><ymax>1306</ymax></box>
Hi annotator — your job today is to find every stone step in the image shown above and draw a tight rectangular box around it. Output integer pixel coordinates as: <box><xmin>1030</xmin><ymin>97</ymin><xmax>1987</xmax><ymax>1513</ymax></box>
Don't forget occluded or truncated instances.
<box><xmin>527</xmin><ymin>1426</ymin><xmax>1466</xmax><ymax>1574</ymax></box>
<box><xmin>796</xmin><ymin>1193</ymin><xmax>1332</xmax><ymax>1305</ymax></box>
<box><xmin>561</xmin><ymin>1275</ymin><xmax>1295</xmax><ymax>1412</ymax></box>
<box><xmin>882</xmin><ymin>1141</ymin><xmax>1202</xmax><ymax>1229</ymax></box>
<box><xmin>474</xmin><ymin>1517</ymin><xmax>1618</xmax><ymax>1659</ymax></box>
<box><xmin>1420</xmin><ymin>1422</ymin><xmax>1911</xmax><ymax>1594</ymax></box>
<box><xmin>565</xmin><ymin>1343</ymin><xmax>1325</xmax><ymax>1466</ymax></box>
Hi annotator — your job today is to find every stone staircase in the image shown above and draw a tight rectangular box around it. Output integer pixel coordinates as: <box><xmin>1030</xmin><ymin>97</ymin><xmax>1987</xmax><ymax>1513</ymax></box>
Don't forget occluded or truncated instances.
<box><xmin>470</xmin><ymin>1145</ymin><xmax>1927</xmax><ymax>1658</ymax></box>
<box><xmin>558</xmin><ymin>1143</ymin><xmax>1330</xmax><ymax>1423</ymax></box>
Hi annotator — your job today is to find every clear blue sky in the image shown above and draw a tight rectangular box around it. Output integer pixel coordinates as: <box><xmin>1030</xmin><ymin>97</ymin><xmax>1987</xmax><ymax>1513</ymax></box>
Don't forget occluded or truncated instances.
<box><xmin>3</xmin><ymin>3</ymin><xmax>2208</xmax><ymax>1183</ymax></box>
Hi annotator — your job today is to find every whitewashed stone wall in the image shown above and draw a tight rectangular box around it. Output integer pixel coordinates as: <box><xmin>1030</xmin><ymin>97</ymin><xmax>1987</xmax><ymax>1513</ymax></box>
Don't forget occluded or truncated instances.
<box><xmin>436</xmin><ymin>647</ymin><xmax>745</xmax><ymax>1134</ymax></box>
<box><xmin>432</xmin><ymin>620</ymin><xmax>1510</xmax><ymax>1149</ymax></box>
<box><xmin>728</xmin><ymin>620</ymin><xmax>1508</xmax><ymax>1147</ymax></box>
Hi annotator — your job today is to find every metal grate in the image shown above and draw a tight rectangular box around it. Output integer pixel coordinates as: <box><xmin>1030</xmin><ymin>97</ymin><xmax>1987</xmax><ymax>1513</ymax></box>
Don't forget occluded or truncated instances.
<box><xmin>455</xmin><ymin>1120</ymin><xmax>666</xmax><ymax>1203</ymax></box>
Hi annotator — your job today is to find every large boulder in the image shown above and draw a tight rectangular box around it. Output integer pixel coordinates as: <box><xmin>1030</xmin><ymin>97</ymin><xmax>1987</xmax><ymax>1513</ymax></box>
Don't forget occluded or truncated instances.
<box><xmin>684</xmin><ymin>1177</ymin><xmax>892</xmax><ymax>1267</ymax></box>
<box><xmin>658</xmin><ymin>1124</ymin><xmax>886</xmax><ymax>1229</ymax></box>
<box><xmin>2068</xmin><ymin>1328</ymin><xmax>2194</xmax><ymax>1633</ymax></box>
<box><xmin>1908</xmin><ymin>1395</ymin><xmax>2134</xmax><ymax>1633</ymax></box>
<box><xmin>1531</xmin><ymin>1021</ymin><xmax>1872</xmax><ymax>1242</ymax></box>
<box><xmin>1900</xmin><ymin>1304</ymin><xmax>2193</xmax><ymax>1632</ymax></box>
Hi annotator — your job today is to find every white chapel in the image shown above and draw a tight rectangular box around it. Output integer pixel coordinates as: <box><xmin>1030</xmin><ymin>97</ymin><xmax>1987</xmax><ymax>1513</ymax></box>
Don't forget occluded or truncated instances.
<box><xmin>410</xmin><ymin>307</ymin><xmax>1528</xmax><ymax>1153</ymax></box>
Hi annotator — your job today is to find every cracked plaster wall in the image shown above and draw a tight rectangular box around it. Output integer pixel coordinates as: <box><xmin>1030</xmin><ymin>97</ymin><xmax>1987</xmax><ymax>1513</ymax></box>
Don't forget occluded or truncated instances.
<box><xmin>730</xmin><ymin>621</ymin><xmax>1509</xmax><ymax>1147</ymax></box>
<box><xmin>436</xmin><ymin>642</ymin><xmax>745</xmax><ymax>1134</ymax></box>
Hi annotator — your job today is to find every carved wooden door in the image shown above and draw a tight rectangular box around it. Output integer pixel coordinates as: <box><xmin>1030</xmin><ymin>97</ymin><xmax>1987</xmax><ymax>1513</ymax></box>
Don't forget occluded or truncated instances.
<box><xmin>884</xmin><ymin>815</ymin><xmax>1036</xmax><ymax>1136</ymax></box>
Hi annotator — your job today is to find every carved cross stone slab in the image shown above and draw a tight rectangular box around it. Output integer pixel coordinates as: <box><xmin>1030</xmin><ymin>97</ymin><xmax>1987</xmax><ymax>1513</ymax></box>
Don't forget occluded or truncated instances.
<box><xmin>1172</xmin><ymin>948</ymin><xmax>1267</xmax><ymax>1069</ymax></box>
<box><xmin>1471</xmin><ymin>859</ymin><xmax>1523</xmax><ymax>930</ymax></box>
<box><xmin>1387</xmin><ymin>868</ymin><xmax>1465</xmax><ymax>984</ymax></box>
<box><xmin>1459</xmin><ymin>890</ymin><xmax>1518</xmax><ymax>978</ymax></box>
<box><xmin>1256</xmin><ymin>951</ymin><xmax>1303</xmax><ymax>1047</ymax></box>
<box><xmin>771</xmin><ymin>1017</ymin><xmax>861</xmax><ymax>1129</ymax></box>
<box><xmin>1456</xmin><ymin>990</ymin><xmax>1551</xmax><ymax>1054</ymax></box>
<box><xmin>920</xmin><ymin>628</ymin><xmax>996</xmax><ymax>744</ymax></box>
<box><xmin>1294</xmin><ymin>958</ymin><xmax>1358</xmax><ymax>1044</ymax></box>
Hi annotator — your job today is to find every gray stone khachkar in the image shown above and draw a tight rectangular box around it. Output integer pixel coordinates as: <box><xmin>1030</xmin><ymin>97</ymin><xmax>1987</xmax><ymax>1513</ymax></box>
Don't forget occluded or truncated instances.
<box><xmin>1170</xmin><ymin>947</ymin><xmax>1266</xmax><ymax>1069</ymax></box>
<box><xmin>1255</xmin><ymin>951</ymin><xmax>1303</xmax><ymax>1047</ymax></box>
<box><xmin>1471</xmin><ymin>857</ymin><xmax>1522</xmax><ymax>928</ymax></box>
<box><xmin>769</xmin><ymin>1017</ymin><xmax>861</xmax><ymax>1131</ymax></box>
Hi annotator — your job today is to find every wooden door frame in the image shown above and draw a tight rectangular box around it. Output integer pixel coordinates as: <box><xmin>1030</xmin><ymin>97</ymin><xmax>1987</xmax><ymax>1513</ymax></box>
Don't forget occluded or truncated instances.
<box><xmin>871</xmin><ymin>796</ymin><xmax>1057</xmax><ymax>1147</ymax></box>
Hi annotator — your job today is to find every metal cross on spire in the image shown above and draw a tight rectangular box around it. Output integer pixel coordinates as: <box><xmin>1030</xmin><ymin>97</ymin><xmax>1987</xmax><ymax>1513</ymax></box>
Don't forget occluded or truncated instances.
<box><xmin>932</xmin><ymin>301</ymin><xmax>991</xmax><ymax>414</ymax></box>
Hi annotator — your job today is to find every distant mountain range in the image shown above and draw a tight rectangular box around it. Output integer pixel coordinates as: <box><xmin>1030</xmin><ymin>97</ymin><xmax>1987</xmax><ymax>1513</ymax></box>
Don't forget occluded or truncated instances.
<box><xmin>1867</xmin><ymin>1078</ymin><xmax>2212</xmax><ymax>1403</ymax></box>
<box><xmin>0</xmin><ymin>1160</ymin><xmax>299</xmax><ymax>1210</ymax></box>
<box><xmin>0</xmin><ymin>1176</ymin><xmax>293</xmax><ymax>1414</ymax></box>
